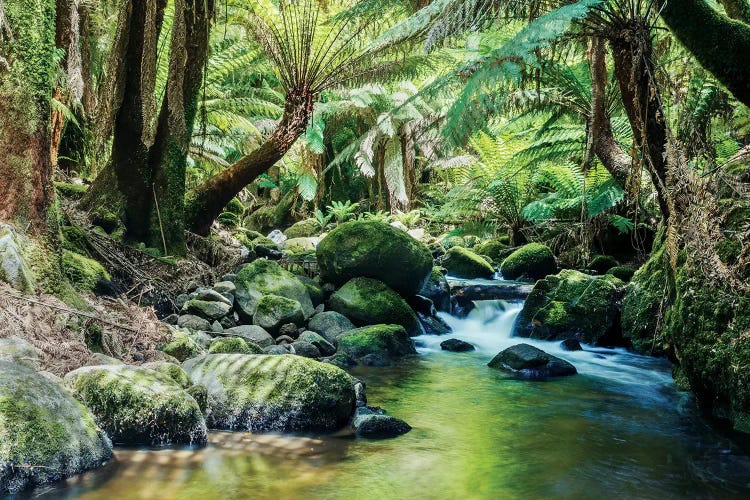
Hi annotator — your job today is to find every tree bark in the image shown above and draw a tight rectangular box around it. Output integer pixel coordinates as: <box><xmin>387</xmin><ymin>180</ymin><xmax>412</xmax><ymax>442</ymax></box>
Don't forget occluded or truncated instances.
<box><xmin>588</xmin><ymin>37</ymin><xmax>631</xmax><ymax>187</ymax></box>
<box><xmin>609</xmin><ymin>24</ymin><xmax>671</xmax><ymax>220</ymax></box>
<box><xmin>661</xmin><ymin>0</ymin><xmax>750</xmax><ymax>108</ymax></box>
<box><xmin>0</xmin><ymin>0</ymin><xmax>57</xmax><ymax>233</ymax></box>
<box><xmin>147</xmin><ymin>0</ymin><xmax>214</xmax><ymax>254</ymax></box>
<box><xmin>185</xmin><ymin>91</ymin><xmax>313</xmax><ymax>235</ymax></box>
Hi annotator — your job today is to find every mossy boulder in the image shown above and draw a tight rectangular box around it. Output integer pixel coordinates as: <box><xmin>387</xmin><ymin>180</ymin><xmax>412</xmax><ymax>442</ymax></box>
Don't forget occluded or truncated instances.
<box><xmin>621</xmin><ymin>243</ymin><xmax>669</xmax><ymax>354</ymax></box>
<box><xmin>253</xmin><ymin>294</ymin><xmax>305</xmax><ymax>335</ymax></box>
<box><xmin>182</xmin><ymin>299</ymin><xmax>231</xmax><ymax>321</ymax></box>
<box><xmin>284</xmin><ymin>219</ymin><xmax>320</xmax><ymax>239</ymax></box>
<box><xmin>0</xmin><ymin>337</ymin><xmax>41</xmax><ymax>370</ymax></box>
<box><xmin>0</xmin><ymin>361</ymin><xmax>112</xmax><ymax>495</ymax></box>
<box><xmin>513</xmin><ymin>269</ymin><xmax>626</xmax><ymax>345</ymax></box>
<box><xmin>500</xmin><ymin>243</ymin><xmax>557</xmax><ymax>281</ymax></box>
<box><xmin>588</xmin><ymin>255</ymin><xmax>619</xmax><ymax>275</ymax></box>
<box><xmin>307</xmin><ymin>311</ymin><xmax>355</xmax><ymax>344</ymax></box>
<box><xmin>64</xmin><ymin>365</ymin><xmax>208</xmax><ymax>446</ymax></box>
<box><xmin>607</xmin><ymin>265</ymin><xmax>636</xmax><ymax>283</ymax></box>
<box><xmin>337</xmin><ymin>325</ymin><xmax>416</xmax><ymax>362</ymax></box>
<box><xmin>182</xmin><ymin>354</ymin><xmax>356</xmax><ymax>432</ymax></box>
<box><xmin>160</xmin><ymin>330</ymin><xmax>203</xmax><ymax>362</ymax></box>
<box><xmin>177</xmin><ymin>314</ymin><xmax>212</xmax><ymax>332</ymax></box>
<box><xmin>54</xmin><ymin>181</ymin><xmax>88</xmax><ymax>200</ymax></box>
<box><xmin>234</xmin><ymin>259</ymin><xmax>314</xmax><ymax>321</ymax></box>
<box><xmin>62</xmin><ymin>250</ymin><xmax>110</xmax><ymax>292</ymax></box>
<box><xmin>316</xmin><ymin>220</ymin><xmax>433</xmax><ymax>297</ymax></box>
<box><xmin>209</xmin><ymin>337</ymin><xmax>263</xmax><ymax>355</ymax></box>
<box><xmin>440</xmin><ymin>247</ymin><xmax>495</xmax><ymax>279</ymax></box>
<box><xmin>418</xmin><ymin>267</ymin><xmax>451</xmax><ymax>313</ymax></box>
<box><xmin>474</xmin><ymin>238</ymin><xmax>509</xmax><ymax>264</ymax></box>
<box><xmin>328</xmin><ymin>278</ymin><xmax>423</xmax><ymax>336</ymax></box>
<box><xmin>141</xmin><ymin>362</ymin><xmax>192</xmax><ymax>389</ymax></box>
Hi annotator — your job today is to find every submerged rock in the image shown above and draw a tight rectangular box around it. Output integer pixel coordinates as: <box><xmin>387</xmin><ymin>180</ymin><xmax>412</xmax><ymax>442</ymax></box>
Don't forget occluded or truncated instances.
<box><xmin>64</xmin><ymin>365</ymin><xmax>208</xmax><ymax>446</ymax></box>
<box><xmin>513</xmin><ymin>269</ymin><xmax>626</xmax><ymax>345</ymax></box>
<box><xmin>182</xmin><ymin>354</ymin><xmax>356</xmax><ymax>432</ymax></box>
<box><xmin>328</xmin><ymin>278</ymin><xmax>423</xmax><ymax>336</ymax></box>
<box><xmin>440</xmin><ymin>247</ymin><xmax>495</xmax><ymax>279</ymax></box>
<box><xmin>488</xmin><ymin>343</ymin><xmax>577</xmax><ymax>378</ymax></box>
<box><xmin>316</xmin><ymin>220</ymin><xmax>433</xmax><ymax>297</ymax></box>
<box><xmin>352</xmin><ymin>408</ymin><xmax>411</xmax><ymax>439</ymax></box>
<box><xmin>234</xmin><ymin>259</ymin><xmax>314</xmax><ymax>321</ymax></box>
<box><xmin>0</xmin><ymin>361</ymin><xmax>112</xmax><ymax>495</ymax></box>
<box><xmin>560</xmin><ymin>339</ymin><xmax>583</xmax><ymax>351</ymax></box>
<box><xmin>500</xmin><ymin>243</ymin><xmax>557</xmax><ymax>281</ymax></box>
<box><xmin>440</xmin><ymin>338</ymin><xmax>475</xmax><ymax>352</ymax></box>
<box><xmin>337</xmin><ymin>325</ymin><xmax>416</xmax><ymax>363</ymax></box>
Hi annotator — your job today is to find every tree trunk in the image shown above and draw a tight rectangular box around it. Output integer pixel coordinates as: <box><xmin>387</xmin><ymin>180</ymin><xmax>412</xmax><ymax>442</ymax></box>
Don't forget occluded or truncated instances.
<box><xmin>588</xmin><ymin>37</ymin><xmax>631</xmax><ymax>187</ymax></box>
<box><xmin>661</xmin><ymin>0</ymin><xmax>750</xmax><ymax>108</ymax></box>
<box><xmin>609</xmin><ymin>24</ymin><xmax>671</xmax><ymax>220</ymax></box>
<box><xmin>147</xmin><ymin>0</ymin><xmax>213</xmax><ymax>254</ymax></box>
<box><xmin>185</xmin><ymin>91</ymin><xmax>313</xmax><ymax>235</ymax></box>
<box><xmin>0</xmin><ymin>0</ymin><xmax>57</xmax><ymax>233</ymax></box>
<box><xmin>718</xmin><ymin>0</ymin><xmax>750</xmax><ymax>24</ymax></box>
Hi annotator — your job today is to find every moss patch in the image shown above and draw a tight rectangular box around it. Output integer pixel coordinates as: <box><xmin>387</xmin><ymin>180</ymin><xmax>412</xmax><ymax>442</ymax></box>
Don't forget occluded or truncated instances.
<box><xmin>337</xmin><ymin>324</ymin><xmax>416</xmax><ymax>361</ymax></box>
<box><xmin>500</xmin><ymin>243</ymin><xmax>557</xmax><ymax>281</ymax></box>
<box><xmin>209</xmin><ymin>337</ymin><xmax>263</xmax><ymax>355</ymax></box>
<box><xmin>62</xmin><ymin>250</ymin><xmax>110</xmax><ymax>292</ymax></box>
<box><xmin>440</xmin><ymin>246</ymin><xmax>495</xmax><ymax>279</ymax></box>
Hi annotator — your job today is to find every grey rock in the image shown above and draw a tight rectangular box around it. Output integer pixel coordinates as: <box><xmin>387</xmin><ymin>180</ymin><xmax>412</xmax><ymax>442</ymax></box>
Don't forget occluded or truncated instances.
<box><xmin>0</xmin><ymin>337</ymin><xmax>41</xmax><ymax>369</ymax></box>
<box><xmin>487</xmin><ymin>343</ymin><xmax>577</xmax><ymax>378</ymax></box>
<box><xmin>291</xmin><ymin>341</ymin><xmax>321</xmax><ymax>358</ymax></box>
<box><xmin>223</xmin><ymin>325</ymin><xmax>275</xmax><ymax>348</ymax></box>
<box><xmin>177</xmin><ymin>314</ymin><xmax>211</xmax><ymax>332</ymax></box>
<box><xmin>307</xmin><ymin>311</ymin><xmax>355</xmax><ymax>344</ymax></box>
<box><xmin>182</xmin><ymin>299</ymin><xmax>231</xmax><ymax>321</ymax></box>
<box><xmin>298</xmin><ymin>331</ymin><xmax>336</xmax><ymax>356</ymax></box>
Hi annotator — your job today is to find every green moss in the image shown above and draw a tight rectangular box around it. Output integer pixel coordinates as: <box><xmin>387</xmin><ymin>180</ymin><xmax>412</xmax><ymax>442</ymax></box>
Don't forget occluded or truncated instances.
<box><xmin>209</xmin><ymin>337</ymin><xmax>263</xmax><ymax>355</ymax></box>
<box><xmin>316</xmin><ymin>220</ymin><xmax>433</xmax><ymax>297</ymax></box>
<box><xmin>234</xmin><ymin>259</ymin><xmax>314</xmax><ymax>320</ymax></box>
<box><xmin>284</xmin><ymin>218</ymin><xmax>320</xmax><ymax>238</ymax></box>
<box><xmin>328</xmin><ymin>277</ymin><xmax>423</xmax><ymax>336</ymax></box>
<box><xmin>588</xmin><ymin>255</ymin><xmax>619</xmax><ymax>274</ymax></box>
<box><xmin>474</xmin><ymin>238</ymin><xmax>509</xmax><ymax>264</ymax></box>
<box><xmin>182</xmin><ymin>354</ymin><xmax>356</xmax><ymax>432</ymax></box>
<box><xmin>500</xmin><ymin>243</ymin><xmax>557</xmax><ymax>281</ymax></box>
<box><xmin>54</xmin><ymin>182</ymin><xmax>88</xmax><ymax>200</ymax></box>
<box><xmin>716</xmin><ymin>238</ymin><xmax>742</xmax><ymax>265</ymax></box>
<box><xmin>337</xmin><ymin>324</ymin><xmax>416</xmax><ymax>360</ymax></box>
<box><xmin>142</xmin><ymin>362</ymin><xmax>192</xmax><ymax>389</ymax></box>
<box><xmin>64</xmin><ymin>365</ymin><xmax>207</xmax><ymax>446</ymax></box>
<box><xmin>60</xmin><ymin>226</ymin><xmax>88</xmax><ymax>254</ymax></box>
<box><xmin>253</xmin><ymin>294</ymin><xmax>305</xmax><ymax>334</ymax></box>
<box><xmin>441</xmin><ymin>246</ymin><xmax>495</xmax><ymax>279</ymax></box>
<box><xmin>160</xmin><ymin>330</ymin><xmax>202</xmax><ymax>362</ymax></box>
<box><xmin>606</xmin><ymin>265</ymin><xmax>636</xmax><ymax>283</ymax></box>
<box><xmin>62</xmin><ymin>250</ymin><xmax>110</xmax><ymax>292</ymax></box>
<box><xmin>226</xmin><ymin>197</ymin><xmax>245</xmax><ymax>216</ymax></box>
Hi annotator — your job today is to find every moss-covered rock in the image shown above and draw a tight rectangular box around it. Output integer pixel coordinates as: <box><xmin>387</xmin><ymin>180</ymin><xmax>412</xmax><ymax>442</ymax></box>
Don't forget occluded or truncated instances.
<box><xmin>513</xmin><ymin>269</ymin><xmax>626</xmax><ymax>345</ymax></box>
<box><xmin>141</xmin><ymin>361</ymin><xmax>192</xmax><ymax>389</ymax></box>
<box><xmin>62</xmin><ymin>250</ymin><xmax>110</xmax><ymax>292</ymax></box>
<box><xmin>621</xmin><ymin>242</ymin><xmax>669</xmax><ymax>354</ymax></box>
<box><xmin>316</xmin><ymin>220</ymin><xmax>433</xmax><ymax>297</ymax></box>
<box><xmin>0</xmin><ymin>337</ymin><xmax>41</xmax><ymax>370</ymax></box>
<box><xmin>328</xmin><ymin>278</ymin><xmax>423</xmax><ymax>336</ymax></box>
<box><xmin>284</xmin><ymin>219</ymin><xmax>320</xmax><ymax>239</ymax></box>
<box><xmin>588</xmin><ymin>255</ymin><xmax>619</xmax><ymax>274</ymax></box>
<box><xmin>606</xmin><ymin>265</ymin><xmax>636</xmax><ymax>283</ymax></box>
<box><xmin>181</xmin><ymin>299</ymin><xmax>231</xmax><ymax>321</ymax></box>
<box><xmin>337</xmin><ymin>325</ymin><xmax>416</xmax><ymax>362</ymax></box>
<box><xmin>182</xmin><ymin>354</ymin><xmax>356</xmax><ymax>432</ymax></box>
<box><xmin>419</xmin><ymin>266</ymin><xmax>451</xmax><ymax>313</ymax></box>
<box><xmin>0</xmin><ymin>225</ymin><xmax>36</xmax><ymax>292</ymax></box>
<box><xmin>54</xmin><ymin>182</ymin><xmax>88</xmax><ymax>200</ymax></box>
<box><xmin>234</xmin><ymin>259</ymin><xmax>314</xmax><ymax>321</ymax></box>
<box><xmin>500</xmin><ymin>243</ymin><xmax>557</xmax><ymax>281</ymax></box>
<box><xmin>209</xmin><ymin>337</ymin><xmax>263</xmax><ymax>355</ymax></box>
<box><xmin>160</xmin><ymin>330</ymin><xmax>203</xmax><ymax>362</ymax></box>
<box><xmin>440</xmin><ymin>247</ymin><xmax>495</xmax><ymax>279</ymax></box>
<box><xmin>253</xmin><ymin>294</ymin><xmax>305</xmax><ymax>335</ymax></box>
<box><xmin>64</xmin><ymin>365</ymin><xmax>207</xmax><ymax>446</ymax></box>
<box><xmin>0</xmin><ymin>361</ymin><xmax>112</xmax><ymax>495</ymax></box>
<box><xmin>474</xmin><ymin>238</ymin><xmax>509</xmax><ymax>264</ymax></box>
<box><xmin>222</xmin><ymin>325</ymin><xmax>275</xmax><ymax>348</ymax></box>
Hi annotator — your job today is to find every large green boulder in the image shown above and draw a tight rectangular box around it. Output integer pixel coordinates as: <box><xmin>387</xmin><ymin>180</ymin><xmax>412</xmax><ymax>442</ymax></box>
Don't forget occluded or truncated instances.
<box><xmin>160</xmin><ymin>330</ymin><xmax>203</xmax><ymax>362</ymax></box>
<box><xmin>500</xmin><ymin>243</ymin><xmax>557</xmax><ymax>281</ymax></box>
<box><xmin>588</xmin><ymin>255</ymin><xmax>619</xmax><ymax>275</ymax></box>
<box><xmin>328</xmin><ymin>278</ymin><xmax>423</xmax><ymax>336</ymax></box>
<box><xmin>284</xmin><ymin>218</ymin><xmax>320</xmax><ymax>238</ymax></box>
<box><xmin>182</xmin><ymin>354</ymin><xmax>356</xmax><ymax>432</ymax></box>
<box><xmin>337</xmin><ymin>325</ymin><xmax>416</xmax><ymax>362</ymax></box>
<box><xmin>474</xmin><ymin>238</ymin><xmax>510</xmax><ymax>264</ymax></box>
<box><xmin>253</xmin><ymin>294</ymin><xmax>305</xmax><ymax>335</ymax></box>
<box><xmin>234</xmin><ymin>260</ymin><xmax>314</xmax><ymax>321</ymax></box>
<box><xmin>440</xmin><ymin>247</ymin><xmax>495</xmax><ymax>279</ymax></box>
<box><xmin>0</xmin><ymin>361</ymin><xmax>112</xmax><ymax>495</ymax></box>
<box><xmin>316</xmin><ymin>221</ymin><xmax>433</xmax><ymax>297</ymax></box>
<box><xmin>64</xmin><ymin>365</ymin><xmax>208</xmax><ymax>446</ymax></box>
<box><xmin>513</xmin><ymin>270</ymin><xmax>626</xmax><ymax>345</ymax></box>
<box><xmin>62</xmin><ymin>250</ymin><xmax>110</xmax><ymax>292</ymax></box>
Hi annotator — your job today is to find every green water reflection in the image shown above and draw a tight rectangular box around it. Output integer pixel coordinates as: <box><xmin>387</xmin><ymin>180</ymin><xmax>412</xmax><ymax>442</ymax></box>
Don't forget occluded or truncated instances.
<box><xmin>36</xmin><ymin>350</ymin><xmax>750</xmax><ymax>500</ymax></box>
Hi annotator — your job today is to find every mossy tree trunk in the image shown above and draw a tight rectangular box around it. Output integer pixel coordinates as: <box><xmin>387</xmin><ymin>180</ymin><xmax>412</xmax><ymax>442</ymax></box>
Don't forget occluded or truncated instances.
<box><xmin>0</xmin><ymin>0</ymin><xmax>57</xmax><ymax>234</ymax></box>
<box><xmin>185</xmin><ymin>90</ymin><xmax>314</xmax><ymax>235</ymax></box>
<box><xmin>660</xmin><ymin>0</ymin><xmax>750</xmax><ymax>108</ymax></box>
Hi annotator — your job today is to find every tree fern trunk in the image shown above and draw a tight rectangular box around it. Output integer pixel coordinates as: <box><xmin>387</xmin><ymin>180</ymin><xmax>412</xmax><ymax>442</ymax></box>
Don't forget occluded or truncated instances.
<box><xmin>184</xmin><ymin>91</ymin><xmax>313</xmax><ymax>235</ymax></box>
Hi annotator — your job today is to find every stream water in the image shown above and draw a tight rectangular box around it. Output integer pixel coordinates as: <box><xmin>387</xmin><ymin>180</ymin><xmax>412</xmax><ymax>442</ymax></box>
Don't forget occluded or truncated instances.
<box><xmin>30</xmin><ymin>299</ymin><xmax>750</xmax><ymax>499</ymax></box>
